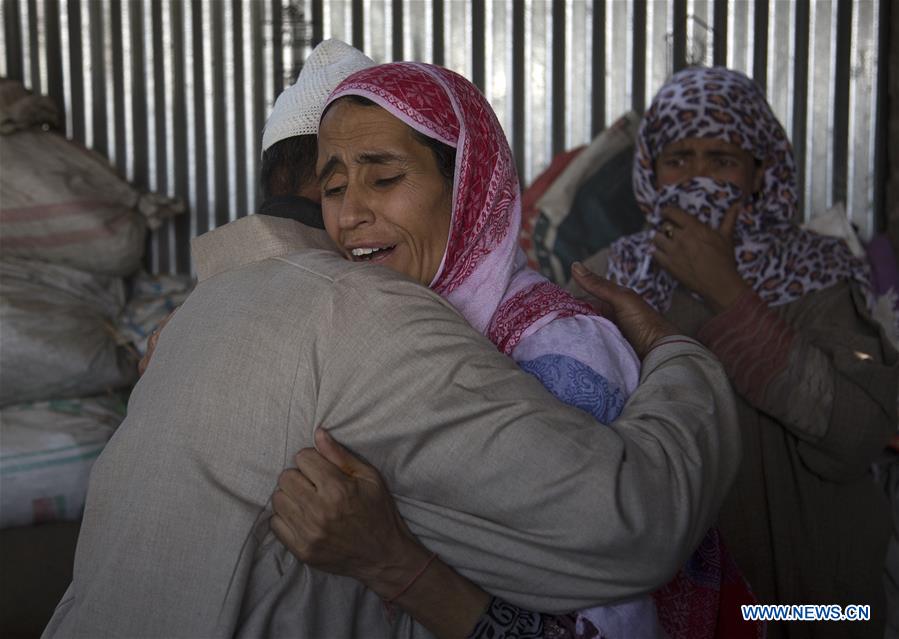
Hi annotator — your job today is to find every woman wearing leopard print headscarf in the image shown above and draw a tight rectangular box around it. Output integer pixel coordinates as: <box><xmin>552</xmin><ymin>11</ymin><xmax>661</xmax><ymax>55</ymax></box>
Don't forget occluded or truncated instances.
<box><xmin>578</xmin><ymin>66</ymin><xmax>898</xmax><ymax>639</ymax></box>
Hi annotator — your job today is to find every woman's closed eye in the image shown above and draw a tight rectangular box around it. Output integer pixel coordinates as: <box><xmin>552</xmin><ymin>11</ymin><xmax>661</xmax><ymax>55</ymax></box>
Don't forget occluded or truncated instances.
<box><xmin>374</xmin><ymin>173</ymin><xmax>405</xmax><ymax>187</ymax></box>
<box><xmin>323</xmin><ymin>182</ymin><xmax>347</xmax><ymax>198</ymax></box>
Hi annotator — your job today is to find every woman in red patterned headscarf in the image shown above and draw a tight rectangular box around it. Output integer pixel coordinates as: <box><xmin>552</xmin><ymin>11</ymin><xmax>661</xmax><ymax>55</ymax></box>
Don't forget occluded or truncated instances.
<box><xmin>272</xmin><ymin>61</ymin><xmax>759</xmax><ymax>639</ymax></box>
<box><xmin>312</xmin><ymin>60</ymin><xmax>651</xmax><ymax>638</ymax></box>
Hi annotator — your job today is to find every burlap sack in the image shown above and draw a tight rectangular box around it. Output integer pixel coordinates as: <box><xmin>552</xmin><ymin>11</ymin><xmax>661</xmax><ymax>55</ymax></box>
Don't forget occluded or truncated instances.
<box><xmin>0</xmin><ymin>129</ymin><xmax>146</xmax><ymax>276</ymax></box>
<box><xmin>0</xmin><ymin>258</ymin><xmax>136</xmax><ymax>406</ymax></box>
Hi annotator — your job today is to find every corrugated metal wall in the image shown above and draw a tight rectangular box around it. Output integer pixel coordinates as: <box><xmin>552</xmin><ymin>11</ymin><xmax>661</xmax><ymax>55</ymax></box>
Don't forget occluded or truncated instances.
<box><xmin>0</xmin><ymin>0</ymin><xmax>889</xmax><ymax>275</ymax></box>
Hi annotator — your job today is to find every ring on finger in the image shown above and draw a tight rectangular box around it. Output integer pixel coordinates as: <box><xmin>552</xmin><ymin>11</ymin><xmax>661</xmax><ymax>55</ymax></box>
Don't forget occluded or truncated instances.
<box><xmin>661</xmin><ymin>223</ymin><xmax>674</xmax><ymax>239</ymax></box>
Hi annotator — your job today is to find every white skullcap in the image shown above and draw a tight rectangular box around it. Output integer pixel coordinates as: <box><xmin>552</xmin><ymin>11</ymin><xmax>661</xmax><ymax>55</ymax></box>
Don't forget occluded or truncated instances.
<box><xmin>261</xmin><ymin>39</ymin><xmax>375</xmax><ymax>152</ymax></box>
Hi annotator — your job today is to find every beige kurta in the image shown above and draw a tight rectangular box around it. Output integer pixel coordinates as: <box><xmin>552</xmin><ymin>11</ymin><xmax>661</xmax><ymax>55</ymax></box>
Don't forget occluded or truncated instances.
<box><xmin>44</xmin><ymin>216</ymin><xmax>741</xmax><ymax>638</ymax></box>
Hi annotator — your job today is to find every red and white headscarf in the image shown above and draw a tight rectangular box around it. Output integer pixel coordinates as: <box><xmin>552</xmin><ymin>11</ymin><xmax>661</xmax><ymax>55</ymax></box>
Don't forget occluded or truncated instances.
<box><xmin>327</xmin><ymin>62</ymin><xmax>598</xmax><ymax>355</ymax></box>
<box><xmin>608</xmin><ymin>66</ymin><xmax>872</xmax><ymax>313</ymax></box>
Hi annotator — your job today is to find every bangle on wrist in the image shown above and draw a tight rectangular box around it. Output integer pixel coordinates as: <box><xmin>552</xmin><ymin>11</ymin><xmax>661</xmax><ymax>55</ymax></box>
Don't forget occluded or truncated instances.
<box><xmin>382</xmin><ymin>552</ymin><xmax>438</xmax><ymax>617</ymax></box>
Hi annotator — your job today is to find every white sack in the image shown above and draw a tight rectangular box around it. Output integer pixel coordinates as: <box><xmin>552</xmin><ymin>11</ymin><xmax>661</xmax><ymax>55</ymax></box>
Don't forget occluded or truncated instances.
<box><xmin>0</xmin><ymin>257</ymin><xmax>136</xmax><ymax>406</ymax></box>
<box><xmin>0</xmin><ymin>395</ymin><xmax>125</xmax><ymax>528</ymax></box>
<box><xmin>0</xmin><ymin>129</ymin><xmax>146</xmax><ymax>276</ymax></box>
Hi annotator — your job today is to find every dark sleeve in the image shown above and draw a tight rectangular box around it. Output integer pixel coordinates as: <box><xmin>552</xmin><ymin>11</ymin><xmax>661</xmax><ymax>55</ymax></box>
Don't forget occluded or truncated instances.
<box><xmin>465</xmin><ymin>598</ymin><xmax>603</xmax><ymax>639</ymax></box>
<box><xmin>697</xmin><ymin>283</ymin><xmax>899</xmax><ymax>481</ymax></box>
<box><xmin>465</xmin><ymin>597</ymin><xmax>547</xmax><ymax>639</ymax></box>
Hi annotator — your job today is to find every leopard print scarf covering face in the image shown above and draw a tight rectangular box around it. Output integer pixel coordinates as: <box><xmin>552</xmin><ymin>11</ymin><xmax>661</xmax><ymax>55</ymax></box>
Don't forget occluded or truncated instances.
<box><xmin>608</xmin><ymin>66</ymin><xmax>872</xmax><ymax>312</ymax></box>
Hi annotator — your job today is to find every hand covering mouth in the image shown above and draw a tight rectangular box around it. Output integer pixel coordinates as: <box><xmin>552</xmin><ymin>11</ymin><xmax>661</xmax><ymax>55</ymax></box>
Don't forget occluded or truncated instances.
<box><xmin>349</xmin><ymin>246</ymin><xmax>397</xmax><ymax>261</ymax></box>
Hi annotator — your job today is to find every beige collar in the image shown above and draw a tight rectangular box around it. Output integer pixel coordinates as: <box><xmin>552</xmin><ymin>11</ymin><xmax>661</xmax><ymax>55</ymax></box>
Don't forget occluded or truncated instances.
<box><xmin>191</xmin><ymin>214</ymin><xmax>338</xmax><ymax>282</ymax></box>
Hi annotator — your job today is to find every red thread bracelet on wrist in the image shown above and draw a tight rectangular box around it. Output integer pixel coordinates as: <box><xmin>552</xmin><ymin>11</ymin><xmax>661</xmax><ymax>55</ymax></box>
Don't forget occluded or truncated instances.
<box><xmin>383</xmin><ymin>551</ymin><xmax>438</xmax><ymax>612</ymax></box>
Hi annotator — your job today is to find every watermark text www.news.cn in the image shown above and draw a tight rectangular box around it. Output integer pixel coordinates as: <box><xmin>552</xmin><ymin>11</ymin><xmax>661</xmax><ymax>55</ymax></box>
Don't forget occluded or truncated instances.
<box><xmin>741</xmin><ymin>604</ymin><xmax>871</xmax><ymax>622</ymax></box>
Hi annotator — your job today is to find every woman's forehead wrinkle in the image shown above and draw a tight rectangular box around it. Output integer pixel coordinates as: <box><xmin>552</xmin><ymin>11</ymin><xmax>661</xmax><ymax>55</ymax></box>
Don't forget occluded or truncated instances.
<box><xmin>356</xmin><ymin>151</ymin><xmax>407</xmax><ymax>166</ymax></box>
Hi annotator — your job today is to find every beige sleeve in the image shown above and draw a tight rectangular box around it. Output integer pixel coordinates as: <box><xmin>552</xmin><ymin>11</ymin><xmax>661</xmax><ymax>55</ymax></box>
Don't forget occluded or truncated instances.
<box><xmin>309</xmin><ymin>269</ymin><xmax>740</xmax><ymax>612</ymax></box>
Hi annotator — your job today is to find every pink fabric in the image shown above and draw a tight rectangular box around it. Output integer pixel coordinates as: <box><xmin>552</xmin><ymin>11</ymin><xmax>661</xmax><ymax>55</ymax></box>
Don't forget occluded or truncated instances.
<box><xmin>327</xmin><ymin>62</ymin><xmax>596</xmax><ymax>353</ymax></box>
<box><xmin>652</xmin><ymin>529</ymin><xmax>765</xmax><ymax>639</ymax></box>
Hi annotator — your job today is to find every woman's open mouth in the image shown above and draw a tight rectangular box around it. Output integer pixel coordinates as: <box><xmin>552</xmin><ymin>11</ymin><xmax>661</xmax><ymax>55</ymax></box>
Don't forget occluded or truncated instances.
<box><xmin>349</xmin><ymin>246</ymin><xmax>397</xmax><ymax>262</ymax></box>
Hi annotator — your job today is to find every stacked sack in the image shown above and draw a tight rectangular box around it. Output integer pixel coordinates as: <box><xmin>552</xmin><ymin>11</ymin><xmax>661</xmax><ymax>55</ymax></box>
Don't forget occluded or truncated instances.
<box><xmin>0</xmin><ymin>80</ymin><xmax>192</xmax><ymax>528</ymax></box>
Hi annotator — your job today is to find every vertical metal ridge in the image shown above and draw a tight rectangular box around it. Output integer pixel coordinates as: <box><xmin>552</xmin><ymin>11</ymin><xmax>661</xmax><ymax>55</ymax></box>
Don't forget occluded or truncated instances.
<box><xmin>183</xmin><ymin>0</ymin><xmax>197</xmax><ymax>244</ymax></box>
<box><xmin>565</xmin><ymin>0</ymin><xmax>588</xmax><ymax>146</ymax></box>
<box><xmin>590</xmin><ymin>0</ymin><xmax>604</xmax><ymax>136</ymax></box>
<box><xmin>43</xmin><ymin>0</ymin><xmax>63</xmax><ymax>120</ymax></box>
<box><xmin>58</xmin><ymin>0</ymin><xmax>70</xmax><ymax>135</ymax></box>
<box><xmin>872</xmin><ymin>0</ymin><xmax>888</xmax><ymax>233</ymax></box>
<box><xmin>82</xmin><ymin>0</ymin><xmax>96</xmax><ymax>153</ymax></box>
<box><xmin>162</xmin><ymin>0</ymin><xmax>176</xmax><ymax>273</ymax></box>
<box><xmin>847</xmin><ymin>0</ymin><xmax>880</xmax><ymax>239</ymax></box>
<box><xmin>250</xmin><ymin>0</ymin><xmax>264</xmax><ymax>212</ymax></box>
<box><xmin>66</xmin><ymin>0</ymin><xmax>84</xmax><ymax>143</ymax></box>
<box><xmin>86</xmin><ymin>0</ymin><xmax>104</xmax><ymax>155</ymax></box>
<box><xmin>753</xmin><ymin>0</ymin><xmax>768</xmax><ymax>86</ymax></box>
<box><xmin>791</xmin><ymin>0</ymin><xmax>810</xmax><ymax>219</ymax></box>
<box><xmin>632</xmin><ymin>0</ymin><xmax>646</xmax><ymax>112</ymax></box>
<box><xmin>26</xmin><ymin>0</ymin><xmax>38</xmax><ymax>89</ymax></box>
<box><xmin>745</xmin><ymin>0</ymin><xmax>755</xmax><ymax>74</ymax></box>
<box><xmin>311</xmin><ymin>0</ymin><xmax>322</xmax><ymax>45</ymax></box>
<box><xmin>391</xmin><ymin>0</ymin><xmax>403</xmax><ymax>59</ymax></box>
<box><xmin>121</xmin><ymin>0</ymin><xmax>134</xmax><ymax>181</ymax></box>
<box><xmin>765</xmin><ymin>0</ymin><xmax>792</xmax><ymax>136</ymax></box>
<box><xmin>483</xmin><ymin>0</ymin><xmax>494</xmax><ymax>102</ymax></box>
<box><xmin>169</xmin><ymin>0</ymin><xmax>189</xmax><ymax>273</ymax></box>
<box><xmin>130</xmin><ymin>0</ymin><xmax>148</xmax><ymax>189</ymax></box>
<box><xmin>824</xmin><ymin>0</ymin><xmax>838</xmax><ymax>212</ymax></box>
<box><xmin>232</xmin><ymin>0</ymin><xmax>248</xmax><ymax>218</ymax></box>
<box><xmin>550</xmin><ymin>0</ymin><xmax>564</xmax><ymax>157</ymax></box>
<box><xmin>645</xmin><ymin>0</ymin><xmax>656</xmax><ymax>110</ymax></box>
<box><xmin>362</xmin><ymin>0</ymin><xmax>372</xmax><ymax>60</ymax></box>
<box><xmin>19</xmin><ymin>0</ymin><xmax>31</xmax><ymax>89</ymax></box>
<box><xmin>151</xmin><ymin>0</ymin><xmax>166</xmax><ymax>191</ymax></box>
<box><xmin>142</xmin><ymin>0</ymin><xmax>157</xmax><ymax>268</ymax></box>
<box><xmin>189</xmin><ymin>0</ymin><xmax>208</xmax><ymax>238</ymax></box>
<box><xmin>431</xmin><ymin>0</ymin><xmax>443</xmax><ymax>65</ymax></box>
<box><xmin>804</xmin><ymin>0</ymin><xmax>820</xmax><ymax>217</ymax></box>
<box><xmin>672</xmin><ymin>0</ymin><xmax>687</xmax><ymax>72</ymax></box>
<box><xmin>271</xmin><ymin>0</ymin><xmax>283</xmax><ymax>98</ymax></box>
<box><xmin>143</xmin><ymin>0</ymin><xmax>157</xmax><ymax>192</ymax></box>
<box><xmin>0</xmin><ymin>1</ymin><xmax>5</xmax><ymax>76</ymax></box>
<box><xmin>3</xmin><ymin>0</ymin><xmax>24</xmax><ymax>81</ymax></box>
<box><xmin>35</xmin><ymin>0</ymin><xmax>47</xmax><ymax>93</ymax></box>
<box><xmin>401</xmin><ymin>0</ymin><xmax>415</xmax><ymax>60</ymax></box>
<box><xmin>852</xmin><ymin>0</ymin><xmax>864</xmax><ymax>239</ymax></box>
<box><xmin>712</xmin><ymin>0</ymin><xmax>727</xmax><ymax>66</ymax></box>
<box><xmin>351</xmin><ymin>0</ymin><xmax>363</xmax><ymax>49</ymax></box>
<box><xmin>223</xmin><ymin>0</ymin><xmax>237</xmax><ymax>224</ymax></box>
<box><xmin>831</xmin><ymin>0</ymin><xmax>851</xmax><ymax>208</ymax></box>
<box><xmin>511</xmin><ymin>0</ymin><xmax>523</xmax><ymax>183</ymax></box>
<box><xmin>109</xmin><ymin>0</ymin><xmax>125</xmax><ymax>174</ymax></box>
<box><xmin>211</xmin><ymin>0</ymin><xmax>228</xmax><ymax>227</ymax></box>
<box><xmin>149</xmin><ymin>0</ymin><xmax>166</xmax><ymax>271</ymax></box>
<box><xmin>471</xmin><ymin>0</ymin><xmax>484</xmax><ymax>91</ymax></box>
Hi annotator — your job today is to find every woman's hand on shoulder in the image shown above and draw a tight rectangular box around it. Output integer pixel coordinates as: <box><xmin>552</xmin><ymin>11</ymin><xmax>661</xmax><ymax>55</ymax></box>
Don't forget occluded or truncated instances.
<box><xmin>137</xmin><ymin>309</ymin><xmax>177</xmax><ymax>376</ymax></box>
<box><xmin>571</xmin><ymin>262</ymin><xmax>678</xmax><ymax>359</ymax></box>
<box><xmin>652</xmin><ymin>204</ymin><xmax>750</xmax><ymax>313</ymax></box>
<box><xmin>271</xmin><ymin>428</ymin><xmax>431</xmax><ymax>598</ymax></box>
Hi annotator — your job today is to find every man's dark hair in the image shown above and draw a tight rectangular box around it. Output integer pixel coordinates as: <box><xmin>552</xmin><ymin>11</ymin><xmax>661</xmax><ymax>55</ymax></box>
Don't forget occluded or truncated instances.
<box><xmin>323</xmin><ymin>95</ymin><xmax>456</xmax><ymax>184</ymax></box>
<box><xmin>260</xmin><ymin>134</ymin><xmax>318</xmax><ymax>199</ymax></box>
